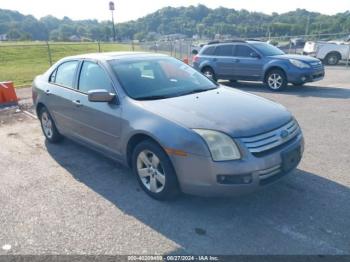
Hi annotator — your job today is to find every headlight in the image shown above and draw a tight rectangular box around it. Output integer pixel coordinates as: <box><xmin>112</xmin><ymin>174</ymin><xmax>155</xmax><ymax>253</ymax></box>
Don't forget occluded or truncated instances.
<box><xmin>193</xmin><ymin>129</ymin><xmax>241</xmax><ymax>161</ymax></box>
<box><xmin>289</xmin><ymin>59</ymin><xmax>311</xmax><ymax>68</ymax></box>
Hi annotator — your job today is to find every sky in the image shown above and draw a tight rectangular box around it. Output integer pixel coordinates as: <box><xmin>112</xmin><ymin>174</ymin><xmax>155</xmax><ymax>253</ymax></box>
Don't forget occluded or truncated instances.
<box><xmin>1</xmin><ymin>0</ymin><xmax>349</xmax><ymax>22</ymax></box>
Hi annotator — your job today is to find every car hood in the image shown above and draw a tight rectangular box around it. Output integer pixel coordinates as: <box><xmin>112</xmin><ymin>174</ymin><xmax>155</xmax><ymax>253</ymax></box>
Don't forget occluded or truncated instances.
<box><xmin>138</xmin><ymin>86</ymin><xmax>292</xmax><ymax>137</ymax></box>
<box><xmin>271</xmin><ymin>54</ymin><xmax>320</xmax><ymax>63</ymax></box>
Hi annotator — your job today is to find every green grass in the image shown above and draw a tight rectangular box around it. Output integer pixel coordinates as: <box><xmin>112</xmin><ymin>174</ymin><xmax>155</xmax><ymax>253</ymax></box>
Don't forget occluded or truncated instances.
<box><xmin>0</xmin><ymin>42</ymin><xmax>140</xmax><ymax>87</ymax></box>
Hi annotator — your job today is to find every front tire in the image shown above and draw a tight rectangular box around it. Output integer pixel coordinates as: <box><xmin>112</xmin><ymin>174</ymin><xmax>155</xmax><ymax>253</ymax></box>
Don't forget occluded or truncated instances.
<box><xmin>201</xmin><ymin>67</ymin><xmax>217</xmax><ymax>81</ymax></box>
<box><xmin>39</xmin><ymin>107</ymin><xmax>63</xmax><ymax>143</ymax></box>
<box><xmin>132</xmin><ymin>140</ymin><xmax>180</xmax><ymax>200</ymax></box>
<box><xmin>266</xmin><ymin>69</ymin><xmax>287</xmax><ymax>91</ymax></box>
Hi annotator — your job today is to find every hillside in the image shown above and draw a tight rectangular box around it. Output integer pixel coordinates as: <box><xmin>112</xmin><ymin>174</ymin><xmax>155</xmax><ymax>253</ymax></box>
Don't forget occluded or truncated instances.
<box><xmin>0</xmin><ymin>5</ymin><xmax>349</xmax><ymax>41</ymax></box>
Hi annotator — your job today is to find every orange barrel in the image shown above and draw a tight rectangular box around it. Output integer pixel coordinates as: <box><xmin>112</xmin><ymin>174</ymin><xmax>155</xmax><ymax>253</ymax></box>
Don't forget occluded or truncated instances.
<box><xmin>183</xmin><ymin>57</ymin><xmax>189</xmax><ymax>64</ymax></box>
<box><xmin>0</xmin><ymin>81</ymin><xmax>18</xmax><ymax>105</ymax></box>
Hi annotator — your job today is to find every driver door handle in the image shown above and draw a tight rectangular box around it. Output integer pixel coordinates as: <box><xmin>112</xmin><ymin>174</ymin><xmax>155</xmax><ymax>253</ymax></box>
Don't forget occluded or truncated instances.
<box><xmin>72</xmin><ymin>100</ymin><xmax>82</xmax><ymax>107</ymax></box>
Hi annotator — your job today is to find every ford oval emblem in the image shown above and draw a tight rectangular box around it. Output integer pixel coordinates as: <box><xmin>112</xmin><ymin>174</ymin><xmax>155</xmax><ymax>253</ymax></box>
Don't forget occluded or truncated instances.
<box><xmin>280</xmin><ymin>130</ymin><xmax>289</xmax><ymax>139</ymax></box>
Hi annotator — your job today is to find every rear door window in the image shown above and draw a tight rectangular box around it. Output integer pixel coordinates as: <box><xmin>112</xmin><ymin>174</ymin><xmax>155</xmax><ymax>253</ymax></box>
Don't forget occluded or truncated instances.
<box><xmin>53</xmin><ymin>61</ymin><xmax>79</xmax><ymax>88</ymax></box>
<box><xmin>214</xmin><ymin>45</ymin><xmax>233</xmax><ymax>57</ymax></box>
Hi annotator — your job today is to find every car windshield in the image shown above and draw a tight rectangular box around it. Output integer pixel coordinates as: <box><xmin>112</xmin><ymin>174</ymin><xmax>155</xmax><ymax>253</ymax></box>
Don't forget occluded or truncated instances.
<box><xmin>251</xmin><ymin>43</ymin><xmax>285</xmax><ymax>56</ymax></box>
<box><xmin>109</xmin><ymin>57</ymin><xmax>218</xmax><ymax>100</ymax></box>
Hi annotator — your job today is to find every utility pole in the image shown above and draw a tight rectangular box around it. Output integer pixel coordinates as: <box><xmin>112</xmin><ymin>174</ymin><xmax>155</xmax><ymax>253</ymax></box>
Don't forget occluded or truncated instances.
<box><xmin>109</xmin><ymin>1</ymin><xmax>116</xmax><ymax>42</ymax></box>
<box><xmin>317</xmin><ymin>23</ymin><xmax>322</xmax><ymax>40</ymax></box>
<box><xmin>305</xmin><ymin>15</ymin><xmax>310</xmax><ymax>37</ymax></box>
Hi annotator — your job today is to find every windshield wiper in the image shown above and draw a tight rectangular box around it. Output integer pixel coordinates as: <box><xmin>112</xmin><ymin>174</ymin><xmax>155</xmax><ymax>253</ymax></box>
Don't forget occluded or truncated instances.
<box><xmin>172</xmin><ymin>87</ymin><xmax>216</xmax><ymax>97</ymax></box>
<box><xmin>135</xmin><ymin>95</ymin><xmax>170</xmax><ymax>101</ymax></box>
<box><xmin>135</xmin><ymin>87</ymin><xmax>217</xmax><ymax>100</ymax></box>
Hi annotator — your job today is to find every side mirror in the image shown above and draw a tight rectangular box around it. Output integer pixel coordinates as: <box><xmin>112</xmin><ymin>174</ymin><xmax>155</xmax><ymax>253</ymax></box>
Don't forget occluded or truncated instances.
<box><xmin>192</xmin><ymin>49</ymin><xmax>199</xmax><ymax>55</ymax></box>
<box><xmin>88</xmin><ymin>89</ymin><xmax>116</xmax><ymax>103</ymax></box>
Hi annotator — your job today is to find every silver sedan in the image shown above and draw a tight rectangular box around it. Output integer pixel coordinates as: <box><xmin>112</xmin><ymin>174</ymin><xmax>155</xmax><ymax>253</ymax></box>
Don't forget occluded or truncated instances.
<box><xmin>32</xmin><ymin>52</ymin><xmax>304</xmax><ymax>200</ymax></box>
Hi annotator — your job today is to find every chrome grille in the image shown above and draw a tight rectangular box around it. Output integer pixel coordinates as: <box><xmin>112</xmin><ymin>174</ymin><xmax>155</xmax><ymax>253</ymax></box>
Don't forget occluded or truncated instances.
<box><xmin>257</xmin><ymin>165</ymin><xmax>281</xmax><ymax>180</ymax></box>
<box><xmin>257</xmin><ymin>165</ymin><xmax>286</xmax><ymax>186</ymax></box>
<box><xmin>241</xmin><ymin>119</ymin><xmax>300</xmax><ymax>154</ymax></box>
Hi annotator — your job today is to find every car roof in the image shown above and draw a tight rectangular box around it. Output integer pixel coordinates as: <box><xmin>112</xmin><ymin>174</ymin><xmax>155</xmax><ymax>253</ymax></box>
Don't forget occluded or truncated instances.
<box><xmin>62</xmin><ymin>52</ymin><xmax>168</xmax><ymax>61</ymax></box>
<box><xmin>203</xmin><ymin>40</ymin><xmax>262</xmax><ymax>47</ymax></box>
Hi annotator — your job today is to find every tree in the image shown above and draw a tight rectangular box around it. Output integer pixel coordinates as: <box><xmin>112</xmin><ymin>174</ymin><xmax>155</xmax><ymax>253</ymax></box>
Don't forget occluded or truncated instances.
<box><xmin>58</xmin><ymin>24</ymin><xmax>76</xmax><ymax>41</ymax></box>
<box><xmin>196</xmin><ymin>23</ymin><xmax>205</xmax><ymax>38</ymax></box>
<box><xmin>7</xmin><ymin>29</ymin><xmax>21</xmax><ymax>40</ymax></box>
<box><xmin>49</xmin><ymin>29</ymin><xmax>60</xmax><ymax>41</ymax></box>
<box><xmin>0</xmin><ymin>7</ymin><xmax>349</xmax><ymax>42</ymax></box>
<box><xmin>134</xmin><ymin>32</ymin><xmax>146</xmax><ymax>41</ymax></box>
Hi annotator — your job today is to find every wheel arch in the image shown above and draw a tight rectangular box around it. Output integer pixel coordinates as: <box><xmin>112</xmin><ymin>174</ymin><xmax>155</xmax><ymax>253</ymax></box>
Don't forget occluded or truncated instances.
<box><xmin>201</xmin><ymin>65</ymin><xmax>214</xmax><ymax>73</ymax></box>
<box><xmin>126</xmin><ymin>133</ymin><xmax>163</xmax><ymax>168</ymax></box>
<box><xmin>36</xmin><ymin>102</ymin><xmax>46</xmax><ymax>117</ymax></box>
<box><xmin>325</xmin><ymin>51</ymin><xmax>342</xmax><ymax>62</ymax></box>
<box><xmin>264</xmin><ymin>66</ymin><xmax>288</xmax><ymax>82</ymax></box>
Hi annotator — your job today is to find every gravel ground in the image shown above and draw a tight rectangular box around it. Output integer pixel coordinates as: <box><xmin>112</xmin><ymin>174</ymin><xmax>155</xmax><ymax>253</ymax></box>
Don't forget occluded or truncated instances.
<box><xmin>0</xmin><ymin>67</ymin><xmax>349</xmax><ymax>255</ymax></box>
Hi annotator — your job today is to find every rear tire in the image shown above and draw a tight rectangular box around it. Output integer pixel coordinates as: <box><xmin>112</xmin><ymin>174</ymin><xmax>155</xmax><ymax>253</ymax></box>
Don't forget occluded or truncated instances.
<box><xmin>132</xmin><ymin>140</ymin><xmax>180</xmax><ymax>201</ymax></box>
<box><xmin>265</xmin><ymin>69</ymin><xmax>287</xmax><ymax>91</ymax></box>
<box><xmin>39</xmin><ymin>107</ymin><xmax>63</xmax><ymax>143</ymax></box>
<box><xmin>325</xmin><ymin>53</ymin><xmax>340</xmax><ymax>65</ymax></box>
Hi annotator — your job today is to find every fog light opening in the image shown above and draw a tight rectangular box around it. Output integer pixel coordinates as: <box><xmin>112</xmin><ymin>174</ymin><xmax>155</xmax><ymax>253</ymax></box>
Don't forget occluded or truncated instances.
<box><xmin>243</xmin><ymin>176</ymin><xmax>252</xmax><ymax>184</ymax></box>
<box><xmin>217</xmin><ymin>174</ymin><xmax>253</xmax><ymax>185</ymax></box>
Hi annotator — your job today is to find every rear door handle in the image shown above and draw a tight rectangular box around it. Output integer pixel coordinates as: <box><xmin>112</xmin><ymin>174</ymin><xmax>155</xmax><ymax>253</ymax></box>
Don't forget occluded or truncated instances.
<box><xmin>72</xmin><ymin>100</ymin><xmax>82</xmax><ymax>107</ymax></box>
<box><xmin>233</xmin><ymin>59</ymin><xmax>240</xmax><ymax>63</ymax></box>
<box><xmin>45</xmin><ymin>89</ymin><xmax>51</xmax><ymax>95</ymax></box>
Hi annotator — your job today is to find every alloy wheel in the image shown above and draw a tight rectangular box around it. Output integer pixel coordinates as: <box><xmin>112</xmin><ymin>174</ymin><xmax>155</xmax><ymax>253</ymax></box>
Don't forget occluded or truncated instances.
<box><xmin>268</xmin><ymin>73</ymin><xmax>283</xmax><ymax>90</ymax></box>
<box><xmin>136</xmin><ymin>150</ymin><xmax>166</xmax><ymax>193</ymax></box>
<box><xmin>327</xmin><ymin>55</ymin><xmax>338</xmax><ymax>65</ymax></box>
<box><xmin>41</xmin><ymin>112</ymin><xmax>53</xmax><ymax>139</ymax></box>
<box><xmin>203</xmin><ymin>69</ymin><xmax>215</xmax><ymax>80</ymax></box>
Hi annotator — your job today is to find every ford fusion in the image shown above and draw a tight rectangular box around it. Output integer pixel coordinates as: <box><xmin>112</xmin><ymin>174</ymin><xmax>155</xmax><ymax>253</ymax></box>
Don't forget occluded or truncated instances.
<box><xmin>32</xmin><ymin>52</ymin><xmax>304</xmax><ymax>200</ymax></box>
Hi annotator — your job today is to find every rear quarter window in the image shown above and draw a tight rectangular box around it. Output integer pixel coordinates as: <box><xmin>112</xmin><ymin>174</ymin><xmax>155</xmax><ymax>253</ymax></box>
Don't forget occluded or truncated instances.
<box><xmin>201</xmin><ymin>46</ymin><xmax>216</xmax><ymax>56</ymax></box>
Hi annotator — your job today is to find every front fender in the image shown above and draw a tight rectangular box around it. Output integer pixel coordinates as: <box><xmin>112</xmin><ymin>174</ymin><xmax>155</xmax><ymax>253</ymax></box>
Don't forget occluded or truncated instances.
<box><xmin>263</xmin><ymin>60</ymin><xmax>290</xmax><ymax>78</ymax></box>
<box><xmin>120</xmin><ymin>99</ymin><xmax>211</xmax><ymax>161</ymax></box>
<box><xmin>198</xmin><ymin>60</ymin><xmax>214</xmax><ymax>71</ymax></box>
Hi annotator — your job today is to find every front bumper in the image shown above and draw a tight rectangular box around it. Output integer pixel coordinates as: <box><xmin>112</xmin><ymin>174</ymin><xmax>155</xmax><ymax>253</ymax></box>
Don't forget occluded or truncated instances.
<box><xmin>171</xmin><ymin>132</ymin><xmax>304</xmax><ymax>197</ymax></box>
<box><xmin>288</xmin><ymin>68</ymin><xmax>325</xmax><ymax>84</ymax></box>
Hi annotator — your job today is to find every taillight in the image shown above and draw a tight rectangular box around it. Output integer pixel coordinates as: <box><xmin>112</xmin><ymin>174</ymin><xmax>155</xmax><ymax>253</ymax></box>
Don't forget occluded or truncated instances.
<box><xmin>192</xmin><ymin>55</ymin><xmax>199</xmax><ymax>63</ymax></box>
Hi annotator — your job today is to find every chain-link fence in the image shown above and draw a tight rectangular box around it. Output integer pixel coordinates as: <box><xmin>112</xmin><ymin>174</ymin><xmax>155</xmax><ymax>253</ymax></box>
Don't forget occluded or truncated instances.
<box><xmin>1</xmin><ymin>33</ymin><xmax>349</xmax><ymax>87</ymax></box>
<box><xmin>139</xmin><ymin>33</ymin><xmax>350</xmax><ymax>68</ymax></box>
<box><xmin>139</xmin><ymin>40</ymin><xmax>195</xmax><ymax>59</ymax></box>
<box><xmin>0</xmin><ymin>42</ymin><xmax>138</xmax><ymax>86</ymax></box>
